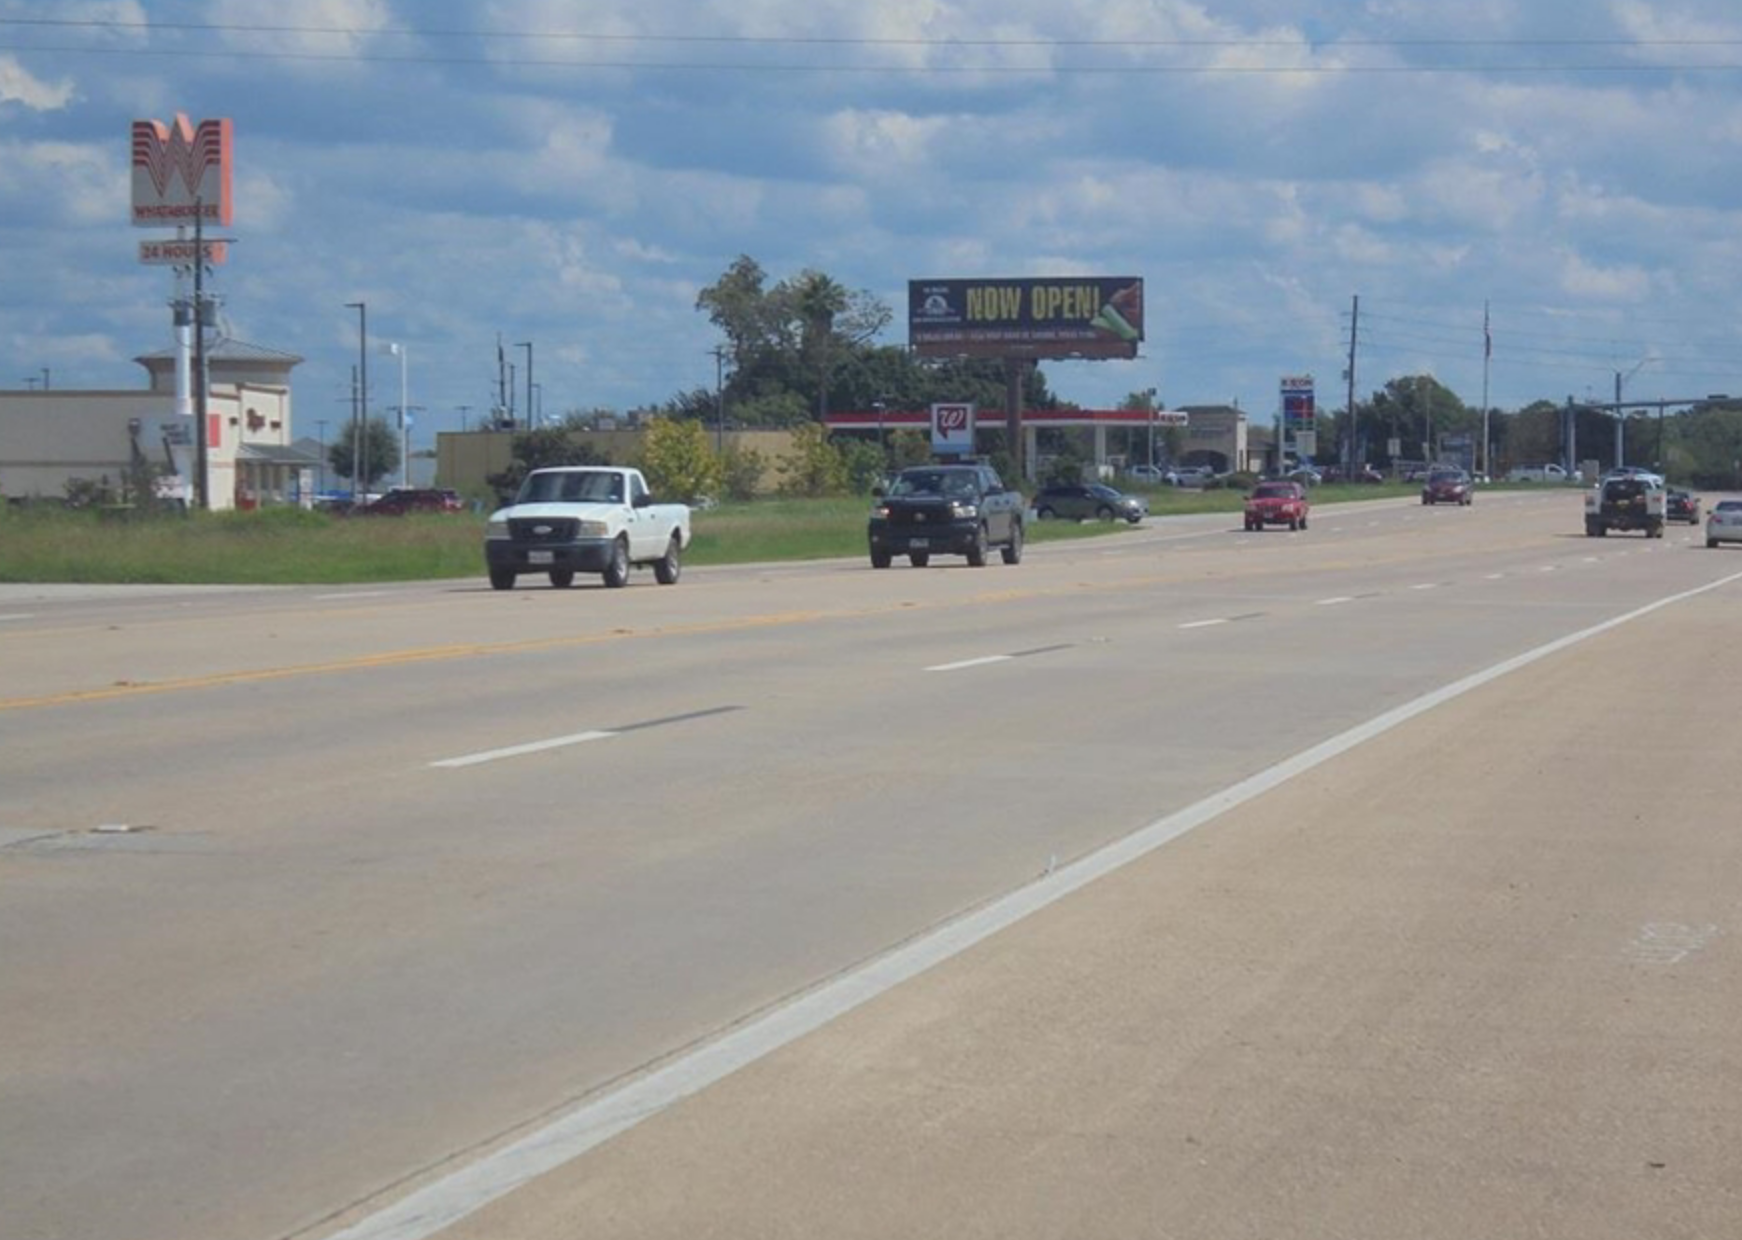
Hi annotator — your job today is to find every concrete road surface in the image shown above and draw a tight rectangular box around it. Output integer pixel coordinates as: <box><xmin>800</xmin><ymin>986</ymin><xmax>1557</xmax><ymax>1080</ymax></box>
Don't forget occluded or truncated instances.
<box><xmin>2</xmin><ymin>491</ymin><xmax>1738</xmax><ymax>1240</ymax></box>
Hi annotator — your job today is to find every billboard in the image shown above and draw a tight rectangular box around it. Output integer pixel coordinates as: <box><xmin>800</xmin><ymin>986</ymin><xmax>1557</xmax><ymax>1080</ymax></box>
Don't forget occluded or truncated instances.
<box><xmin>909</xmin><ymin>277</ymin><xmax>1143</xmax><ymax>359</ymax></box>
<box><xmin>131</xmin><ymin>114</ymin><xmax>233</xmax><ymax>228</ymax></box>
<box><xmin>931</xmin><ymin>403</ymin><xmax>975</xmax><ymax>455</ymax></box>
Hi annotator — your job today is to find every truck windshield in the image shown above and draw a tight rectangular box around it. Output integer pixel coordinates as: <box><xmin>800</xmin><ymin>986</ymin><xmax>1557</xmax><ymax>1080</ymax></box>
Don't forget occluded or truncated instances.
<box><xmin>889</xmin><ymin>472</ymin><xmax>972</xmax><ymax>497</ymax></box>
<box><xmin>516</xmin><ymin>471</ymin><xmax>623</xmax><ymax>504</ymax></box>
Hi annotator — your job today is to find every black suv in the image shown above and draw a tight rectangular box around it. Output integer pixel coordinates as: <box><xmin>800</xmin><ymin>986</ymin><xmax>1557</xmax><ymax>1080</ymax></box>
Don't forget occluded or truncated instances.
<box><xmin>868</xmin><ymin>465</ymin><xmax>1024</xmax><ymax>568</ymax></box>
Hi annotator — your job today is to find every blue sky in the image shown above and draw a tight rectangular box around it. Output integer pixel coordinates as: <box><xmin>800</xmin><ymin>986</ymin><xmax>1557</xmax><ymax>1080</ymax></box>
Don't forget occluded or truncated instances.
<box><xmin>6</xmin><ymin>0</ymin><xmax>1742</xmax><ymax>444</ymax></box>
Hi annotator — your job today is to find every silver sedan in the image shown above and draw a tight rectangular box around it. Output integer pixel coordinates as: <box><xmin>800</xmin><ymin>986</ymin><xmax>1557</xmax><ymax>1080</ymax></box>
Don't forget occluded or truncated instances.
<box><xmin>1705</xmin><ymin>498</ymin><xmax>1742</xmax><ymax>547</ymax></box>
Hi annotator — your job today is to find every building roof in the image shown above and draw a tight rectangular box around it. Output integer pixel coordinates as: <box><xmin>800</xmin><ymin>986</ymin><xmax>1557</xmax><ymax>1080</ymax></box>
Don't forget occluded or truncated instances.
<box><xmin>134</xmin><ymin>338</ymin><xmax>304</xmax><ymax>366</ymax></box>
<box><xmin>237</xmin><ymin>443</ymin><xmax>322</xmax><ymax>465</ymax></box>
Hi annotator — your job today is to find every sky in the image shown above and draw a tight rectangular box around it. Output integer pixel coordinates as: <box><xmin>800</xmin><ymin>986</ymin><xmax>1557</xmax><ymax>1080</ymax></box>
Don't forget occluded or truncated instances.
<box><xmin>6</xmin><ymin>0</ymin><xmax>1742</xmax><ymax>446</ymax></box>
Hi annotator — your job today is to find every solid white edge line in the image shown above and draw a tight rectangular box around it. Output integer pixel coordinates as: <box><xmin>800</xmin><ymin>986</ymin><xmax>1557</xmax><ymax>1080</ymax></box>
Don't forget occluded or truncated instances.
<box><xmin>926</xmin><ymin>655</ymin><xmax>1013</xmax><ymax>672</ymax></box>
<box><xmin>325</xmin><ymin>567</ymin><xmax>1742</xmax><ymax>1240</ymax></box>
<box><xmin>430</xmin><ymin>731</ymin><xmax>617</xmax><ymax>769</ymax></box>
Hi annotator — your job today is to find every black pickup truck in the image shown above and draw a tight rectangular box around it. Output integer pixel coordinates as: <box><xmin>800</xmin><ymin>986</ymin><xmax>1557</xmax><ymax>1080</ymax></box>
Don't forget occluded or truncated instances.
<box><xmin>868</xmin><ymin>464</ymin><xmax>1025</xmax><ymax>568</ymax></box>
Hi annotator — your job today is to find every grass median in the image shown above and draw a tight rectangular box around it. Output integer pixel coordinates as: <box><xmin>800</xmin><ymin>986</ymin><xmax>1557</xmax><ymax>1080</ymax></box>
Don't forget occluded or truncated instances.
<box><xmin>0</xmin><ymin>484</ymin><xmax>1415</xmax><ymax>586</ymax></box>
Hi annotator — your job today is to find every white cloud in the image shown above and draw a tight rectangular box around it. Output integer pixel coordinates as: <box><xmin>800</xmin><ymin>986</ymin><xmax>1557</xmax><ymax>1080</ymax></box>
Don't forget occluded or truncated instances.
<box><xmin>0</xmin><ymin>56</ymin><xmax>76</xmax><ymax>110</ymax></box>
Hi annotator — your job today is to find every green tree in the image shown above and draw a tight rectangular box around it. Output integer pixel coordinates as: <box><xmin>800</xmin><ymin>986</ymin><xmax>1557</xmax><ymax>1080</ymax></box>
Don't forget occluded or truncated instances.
<box><xmin>719</xmin><ymin>443</ymin><xmax>766</xmax><ymax>501</ymax></box>
<box><xmin>327</xmin><ymin>417</ymin><xmax>401</xmax><ymax>491</ymax></box>
<box><xmin>888</xmin><ymin>429</ymin><xmax>933</xmax><ymax>469</ymax></box>
<box><xmin>839</xmin><ymin>438</ymin><xmax>888</xmax><ymax>494</ymax></box>
<box><xmin>640</xmin><ymin>417</ymin><xmax>723</xmax><ymax>502</ymax></box>
<box><xmin>485</xmin><ymin>427</ymin><xmax>605</xmax><ymax>502</ymax></box>
<box><xmin>776</xmin><ymin>423</ymin><xmax>848</xmax><ymax>497</ymax></box>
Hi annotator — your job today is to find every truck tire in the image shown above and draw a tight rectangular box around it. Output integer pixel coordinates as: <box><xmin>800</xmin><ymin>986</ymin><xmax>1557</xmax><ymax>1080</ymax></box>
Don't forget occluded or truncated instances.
<box><xmin>966</xmin><ymin>524</ymin><xmax>989</xmax><ymax>566</ymax></box>
<box><xmin>1585</xmin><ymin>519</ymin><xmax>1602</xmax><ymax>537</ymax></box>
<box><xmin>489</xmin><ymin>568</ymin><xmax>516</xmax><ymax>591</ymax></box>
<box><xmin>871</xmin><ymin>548</ymin><xmax>892</xmax><ymax>569</ymax></box>
<box><xmin>1001</xmin><ymin>520</ymin><xmax>1024</xmax><ymax>564</ymax></box>
<box><xmin>549</xmin><ymin>569</ymin><xmax>575</xmax><ymax>588</ymax></box>
<box><xmin>602</xmin><ymin>537</ymin><xmax>631</xmax><ymax>588</ymax></box>
<box><xmin>653</xmin><ymin>534</ymin><xmax>681</xmax><ymax>584</ymax></box>
<box><xmin>1708</xmin><ymin>537</ymin><xmax>1719</xmax><ymax>549</ymax></box>
<box><xmin>909</xmin><ymin>551</ymin><xmax>930</xmax><ymax>568</ymax></box>
<box><xmin>1649</xmin><ymin>521</ymin><xmax>1664</xmax><ymax>539</ymax></box>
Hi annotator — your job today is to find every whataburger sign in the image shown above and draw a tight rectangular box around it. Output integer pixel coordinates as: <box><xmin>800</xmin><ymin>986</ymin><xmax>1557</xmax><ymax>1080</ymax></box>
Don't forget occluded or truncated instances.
<box><xmin>908</xmin><ymin>277</ymin><xmax>1144</xmax><ymax>360</ymax></box>
<box><xmin>131</xmin><ymin>114</ymin><xmax>233</xmax><ymax>228</ymax></box>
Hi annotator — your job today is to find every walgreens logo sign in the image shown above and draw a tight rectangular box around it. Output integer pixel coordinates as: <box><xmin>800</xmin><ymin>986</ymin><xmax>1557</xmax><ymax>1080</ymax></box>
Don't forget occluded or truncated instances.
<box><xmin>931</xmin><ymin>403</ymin><xmax>975</xmax><ymax>454</ymax></box>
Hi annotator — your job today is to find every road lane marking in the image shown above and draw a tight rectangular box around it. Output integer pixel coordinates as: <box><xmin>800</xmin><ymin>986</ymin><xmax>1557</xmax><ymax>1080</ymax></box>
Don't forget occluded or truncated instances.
<box><xmin>1179</xmin><ymin>619</ymin><xmax>1227</xmax><ymax>629</ymax></box>
<box><xmin>315</xmin><ymin>590</ymin><xmax>396</xmax><ymax>601</ymax></box>
<box><xmin>926</xmin><ymin>655</ymin><xmax>1013</xmax><ymax>672</ymax></box>
<box><xmin>323</xmin><ymin>563</ymin><xmax>1742</xmax><ymax>1240</ymax></box>
<box><xmin>0</xmin><ymin>613</ymin><xmax>34</xmax><ymax>622</ymax></box>
<box><xmin>1624</xmin><ymin>922</ymin><xmax>1718</xmax><ymax>966</ymax></box>
<box><xmin>1010</xmin><ymin>644</ymin><xmax>1073</xmax><ymax>659</ymax></box>
<box><xmin>1316</xmin><ymin>596</ymin><xmax>1355</xmax><ymax>606</ymax></box>
<box><xmin>1411</xmin><ymin>583</ymin><xmax>1438</xmax><ymax>591</ymax></box>
<box><xmin>432</xmin><ymin>731</ymin><xmax>616</xmax><ymax>768</ymax></box>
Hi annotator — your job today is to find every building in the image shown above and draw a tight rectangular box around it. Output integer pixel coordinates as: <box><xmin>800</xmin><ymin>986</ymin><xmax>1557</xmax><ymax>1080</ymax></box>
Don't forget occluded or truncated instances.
<box><xmin>0</xmin><ymin>339</ymin><xmax>312</xmax><ymax>510</ymax></box>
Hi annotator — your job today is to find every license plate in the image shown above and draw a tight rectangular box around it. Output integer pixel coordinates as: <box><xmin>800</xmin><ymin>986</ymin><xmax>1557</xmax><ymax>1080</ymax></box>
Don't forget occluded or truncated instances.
<box><xmin>528</xmin><ymin>550</ymin><xmax>554</xmax><ymax>565</ymax></box>
<box><xmin>909</xmin><ymin>538</ymin><xmax>930</xmax><ymax>550</ymax></box>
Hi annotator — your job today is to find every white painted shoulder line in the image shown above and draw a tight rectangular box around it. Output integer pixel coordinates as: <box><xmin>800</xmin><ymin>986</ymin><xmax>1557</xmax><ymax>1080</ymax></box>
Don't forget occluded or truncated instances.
<box><xmin>324</xmin><ymin>567</ymin><xmax>1742</xmax><ymax>1240</ymax></box>
<box><xmin>431</xmin><ymin>731</ymin><xmax>615</xmax><ymax>768</ymax></box>
<box><xmin>926</xmin><ymin>655</ymin><xmax>1012</xmax><ymax>672</ymax></box>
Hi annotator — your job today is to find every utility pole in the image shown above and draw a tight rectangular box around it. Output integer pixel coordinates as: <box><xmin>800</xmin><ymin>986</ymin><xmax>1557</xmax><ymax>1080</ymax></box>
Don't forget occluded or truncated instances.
<box><xmin>1344</xmin><ymin>294</ymin><xmax>1359</xmax><ymax>476</ymax></box>
<box><xmin>1480</xmin><ymin>301</ymin><xmax>1491</xmax><ymax>478</ymax></box>
<box><xmin>315</xmin><ymin>418</ymin><xmax>328</xmax><ymax>495</ymax></box>
<box><xmin>711</xmin><ymin>345</ymin><xmax>727</xmax><ymax>453</ymax></box>
<box><xmin>345</xmin><ymin>301</ymin><xmax>368</xmax><ymax>503</ymax></box>
<box><xmin>193</xmin><ymin>202</ymin><xmax>211</xmax><ymax>510</ymax></box>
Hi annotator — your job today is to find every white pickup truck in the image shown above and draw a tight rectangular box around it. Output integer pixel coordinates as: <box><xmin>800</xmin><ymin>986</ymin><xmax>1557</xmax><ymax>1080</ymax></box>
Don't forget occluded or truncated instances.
<box><xmin>484</xmin><ymin>466</ymin><xmax>691</xmax><ymax>590</ymax></box>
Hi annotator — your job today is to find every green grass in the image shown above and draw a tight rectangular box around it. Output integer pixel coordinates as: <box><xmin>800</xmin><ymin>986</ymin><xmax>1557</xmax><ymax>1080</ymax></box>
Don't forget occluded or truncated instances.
<box><xmin>0</xmin><ymin>484</ymin><xmax>1417</xmax><ymax>585</ymax></box>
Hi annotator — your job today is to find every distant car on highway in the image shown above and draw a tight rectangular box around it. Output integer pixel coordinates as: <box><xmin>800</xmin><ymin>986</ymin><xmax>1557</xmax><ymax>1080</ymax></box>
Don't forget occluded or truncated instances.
<box><xmin>1243</xmin><ymin>480</ymin><xmax>1309</xmax><ymax>531</ymax></box>
<box><xmin>1706</xmin><ymin>498</ymin><xmax>1742</xmax><ymax>547</ymax></box>
<box><xmin>1421</xmin><ymin>469</ymin><xmax>1473</xmax><ymax>506</ymax></box>
<box><xmin>1667</xmin><ymin>489</ymin><xmax>1701</xmax><ymax>523</ymax></box>
<box><xmin>1033</xmin><ymin>483</ymin><xmax>1147</xmax><ymax>524</ymax></box>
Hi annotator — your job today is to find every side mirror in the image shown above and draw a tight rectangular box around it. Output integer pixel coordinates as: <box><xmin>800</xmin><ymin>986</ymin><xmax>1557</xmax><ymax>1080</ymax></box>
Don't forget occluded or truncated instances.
<box><xmin>633</xmin><ymin>492</ymin><xmax>652</xmax><ymax>509</ymax></box>
<box><xmin>871</xmin><ymin>483</ymin><xmax>886</xmax><ymax>498</ymax></box>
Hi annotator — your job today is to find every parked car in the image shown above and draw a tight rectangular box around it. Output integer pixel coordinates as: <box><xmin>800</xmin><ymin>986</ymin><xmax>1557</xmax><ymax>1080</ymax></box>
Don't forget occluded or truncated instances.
<box><xmin>1667</xmin><ymin>489</ymin><xmax>1701</xmax><ymax>523</ymax></box>
<box><xmin>358</xmin><ymin>487</ymin><xmax>464</xmax><ymax>515</ymax></box>
<box><xmin>1033</xmin><ymin>483</ymin><xmax>1148</xmax><ymax>523</ymax></box>
<box><xmin>1421</xmin><ymin>469</ymin><xmax>1473</xmax><ymax>506</ymax></box>
<box><xmin>1285</xmin><ymin>465</ymin><xmax>1323</xmax><ymax>487</ymax></box>
<box><xmin>1320</xmin><ymin>464</ymin><xmax>1385</xmax><ymax>484</ymax></box>
<box><xmin>1705</xmin><ymin>498</ymin><xmax>1742</xmax><ymax>547</ymax></box>
<box><xmin>1165</xmin><ymin>465</ymin><xmax>1214</xmax><ymax>487</ymax></box>
<box><xmin>1507</xmin><ymin>463</ymin><xmax>1576</xmax><ymax>483</ymax></box>
<box><xmin>1243</xmin><ymin>480</ymin><xmax>1310</xmax><ymax>531</ymax></box>
<box><xmin>1125</xmin><ymin>464</ymin><xmax>1168</xmax><ymax>485</ymax></box>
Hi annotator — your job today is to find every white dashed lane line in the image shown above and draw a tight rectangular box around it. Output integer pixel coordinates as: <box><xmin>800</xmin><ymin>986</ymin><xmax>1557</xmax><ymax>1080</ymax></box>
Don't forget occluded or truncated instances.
<box><xmin>431</xmin><ymin>706</ymin><xmax>743</xmax><ymax>767</ymax></box>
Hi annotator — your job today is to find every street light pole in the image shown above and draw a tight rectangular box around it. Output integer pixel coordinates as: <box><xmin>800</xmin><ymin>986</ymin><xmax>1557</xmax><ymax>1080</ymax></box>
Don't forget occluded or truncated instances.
<box><xmin>315</xmin><ymin>418</ymin><xmax>328</xmax><ymax>496</ymax></box>
<box><xmin>386</xmin><ymin>341</ymin><xmax>409</xmax><ymax>487</ymax></box>
<box><xmin>345</xmin><ymin>301</ymin><xmax>367</xmax><ymax>504</ymax></box>
<box><xmin>517</xmin><ymin>342</ymin><xmax>533</xmax><ymax>428</ymax></box>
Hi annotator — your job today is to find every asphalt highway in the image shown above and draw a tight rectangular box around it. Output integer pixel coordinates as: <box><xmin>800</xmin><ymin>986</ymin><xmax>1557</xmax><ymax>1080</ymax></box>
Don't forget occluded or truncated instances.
<box><xmin>2</xmin><ymin>490</ymin><xmax>1737</xmax><ymax>1240</ymax></box>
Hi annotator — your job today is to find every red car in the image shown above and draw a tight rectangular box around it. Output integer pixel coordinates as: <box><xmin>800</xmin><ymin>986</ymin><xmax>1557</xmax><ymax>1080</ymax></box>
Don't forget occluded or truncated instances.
<box><xmin>1244</xmin><ymin>481</ymin><xmax>1309</xmax><ymax>531</ymax></box>
<box><xmin>357</xmin><ymin>487</ymin><xmax>465</xmax><ymax>515</ymax></box>
<box><xmin>1421</xmin><ymin>469</ymin><xmax>1473</xmax><ymax>506</ymax></box>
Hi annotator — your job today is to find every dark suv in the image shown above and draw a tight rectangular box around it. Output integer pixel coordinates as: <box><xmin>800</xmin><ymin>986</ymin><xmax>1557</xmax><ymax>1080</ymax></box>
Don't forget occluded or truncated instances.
<box><xmin>868</xmin><ymin>465</ymin><xmax>1025</xmax><ymax>568</ymax></box>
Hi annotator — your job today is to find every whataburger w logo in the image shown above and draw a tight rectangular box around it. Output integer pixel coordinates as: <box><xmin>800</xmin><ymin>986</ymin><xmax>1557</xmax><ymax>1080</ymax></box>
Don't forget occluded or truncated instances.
<box><xmin>131</xmin><ymin>114</ymin><xmax>232</xmax><ymax>225</ymax></box>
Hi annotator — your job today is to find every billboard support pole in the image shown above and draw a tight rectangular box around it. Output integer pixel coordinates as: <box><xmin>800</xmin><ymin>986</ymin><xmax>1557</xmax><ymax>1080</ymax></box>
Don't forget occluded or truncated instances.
<box><xmin>192</xmin><ymin>201</ymin><xmax>210</xmax><ymax>512</ymax></box>
<box><xmin>1004</xmin><ymin>358</ymin><xmax>1026</xmax><ymax>481</ymax></box>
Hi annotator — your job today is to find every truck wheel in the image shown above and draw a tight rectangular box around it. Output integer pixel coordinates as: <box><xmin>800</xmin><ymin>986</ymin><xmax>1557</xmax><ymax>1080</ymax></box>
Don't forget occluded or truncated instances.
<box><xmin>1585</xmin><ymin>520</ymin><xmax>1601</xmax><ymax>537</ymax></box>
<box><xmin>909</xmin><ymin>551</ymin><xmax>930</xmax><ymax>568</ymax></box>
<box><xmin>1649</xmin><ymin>522</ymin><xmax>1664</xmax><ymax>539</ymax></box>
<box><xmin>1708</xmin><ymin>537</ymin><xmax>1720</xmax><ymax>549</ymax></box>
<box><xmin>489</xmin><ymin>568</ymin><xmax>516</xmax><ymax>591</ymax></box>
<box><xmin>549</xmin><ymin>569</ymin><xmax>575</xmax><ymax>588</ymax></box>
<box><xmin>653</xmin><ymin>534</ymin><xmax>682</xmax><ymax>584</ymax></box>
<box><xmin>966</xmin><ymin>524</ymin><xmax>989</xmax><ymax>566</ymax></box>
<box><xmin>1001</xmin><ymin>521</ymin><xmax>1024</xmax><ymax>564</ymax></box>
<box><xmin>602</xmin><ymin>537</ymin><xmax>631</xmax><ymax>588</ymax></box>
<box><xmin>871</xmin><ymin>548</ymin><xmax>892</xmax><ymax>569</ymax></box>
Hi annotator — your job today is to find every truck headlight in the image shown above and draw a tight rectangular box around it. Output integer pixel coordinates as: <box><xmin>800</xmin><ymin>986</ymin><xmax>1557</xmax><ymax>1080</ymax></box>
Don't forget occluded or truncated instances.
<box><xmin>485</xmin><ymin>518</ymin><xmax>508</xmax><ymax>538</ymax></box>
<box><xmin>950</xmin><ymin>503</ymin><xmax>979</xmax><ymax>519</ymax></box>
<box><xmin>872</xmin><ymin>505</ymin><xmax>891</xmax><ymax>519</ymax></box>
<box><xmin>576</xmin><ymin>519</ymin><xmax>609</xmax><ymax>537</ymax></box>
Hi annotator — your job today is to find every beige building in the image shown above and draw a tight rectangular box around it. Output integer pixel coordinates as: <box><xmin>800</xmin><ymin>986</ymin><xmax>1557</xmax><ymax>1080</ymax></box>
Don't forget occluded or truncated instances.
<box><xmin>0</xmin><ymin>340</ymin><xmax>311</xmax><ymax>510</ymax></box>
